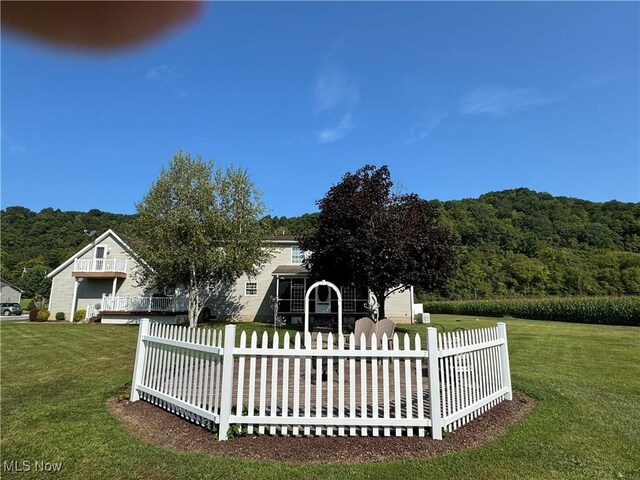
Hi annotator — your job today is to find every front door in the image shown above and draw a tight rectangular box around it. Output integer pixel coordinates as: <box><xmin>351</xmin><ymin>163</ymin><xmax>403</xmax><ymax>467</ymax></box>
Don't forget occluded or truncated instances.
<box><xmin>94</xmin><ymin>246</ymin><xmax>107</xmax><ymax>271</ymax></box>
<box><xmin>315</xmin><ymin>284</ymin><xmax>331</xmax><ymax>313</ymax></box>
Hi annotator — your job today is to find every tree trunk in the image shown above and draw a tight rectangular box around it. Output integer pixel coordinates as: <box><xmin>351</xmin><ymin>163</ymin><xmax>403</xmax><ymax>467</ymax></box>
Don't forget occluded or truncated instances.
<box><xmin>376</xmin><ymin>290</ymin><xmax>386</xmax><ymax>321</ymax></box>
<box><xmin>188</xmin><ymin>290</ymin><xmax>199</xmax><ymax>328</ymax></box>
<box><xmin>188</xmin><ymin>270</ymin><xmax>199</xmax><ymax>328</ymax></box>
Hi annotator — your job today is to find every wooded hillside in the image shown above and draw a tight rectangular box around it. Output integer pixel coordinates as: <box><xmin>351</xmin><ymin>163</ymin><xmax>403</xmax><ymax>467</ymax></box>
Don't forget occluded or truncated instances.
<box><xmin>2</xmin><ymin>189</ymin><xmax>639</xmax><ymax>299</ymax></box>
<box><xmin>263</xmin><ymin>189</ymin><xmax>640</xmax><ymax>299</ymax></box>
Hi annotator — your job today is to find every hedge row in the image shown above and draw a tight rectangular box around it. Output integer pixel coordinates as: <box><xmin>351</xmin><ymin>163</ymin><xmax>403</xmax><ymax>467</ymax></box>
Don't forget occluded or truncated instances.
<box><xmin>422</xmin><ymin>296</ymin><xmax>640</xmax><ymax>326</ymax></box>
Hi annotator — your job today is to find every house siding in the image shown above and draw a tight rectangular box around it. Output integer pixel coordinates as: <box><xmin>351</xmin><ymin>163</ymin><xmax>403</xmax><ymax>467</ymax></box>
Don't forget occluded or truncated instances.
<box><xmin>48</xmin><ymin>262</ymin><xmax>77</xmax><ymax>317</ymax></box>
<box><xmin>384</xmin><ymin>288</ymin><xmax>413</xmax><ymax>323</ymax></box>
<box><xmin>233</xmin><ymin>244</ymin><xmax>294</xmax><ymax>322</ymax></box>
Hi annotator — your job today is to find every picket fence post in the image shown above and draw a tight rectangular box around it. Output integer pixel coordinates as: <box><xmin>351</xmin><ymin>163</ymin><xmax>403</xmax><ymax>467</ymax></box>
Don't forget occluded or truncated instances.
<box><xmin>130</xmin><ymin>317</ymin><xmax>151</xmax><ymax>402</ymax></box>
<box><xmin>426</xmin><ymin>326</ymin><xmax>442</xmax><ymax>440</ymax></box>
<box><xmin>218</xmin><ymin>324</ymin><xmax>236</xmax><ymax>441</ymax></box>
<box><xmin>497</xmin><ymin>322</ymin><xmax>513</xmax><ymax>400</ymax></box>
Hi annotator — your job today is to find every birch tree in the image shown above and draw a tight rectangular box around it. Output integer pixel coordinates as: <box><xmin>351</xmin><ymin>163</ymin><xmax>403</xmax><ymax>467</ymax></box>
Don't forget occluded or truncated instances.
<box><xmin>133</xmin><ymin>151</ymin><xmax>271</xmax><ymax>327</ymax></box>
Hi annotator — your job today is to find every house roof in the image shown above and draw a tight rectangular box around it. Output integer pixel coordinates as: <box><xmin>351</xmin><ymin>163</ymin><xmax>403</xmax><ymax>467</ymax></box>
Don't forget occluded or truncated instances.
<box><xmin>46</xmin><ymin>230</ymin><xmax>301</xmax><ymax>280</ymax></box>
<box><xmin>272</xmin><ymin>265</ymin><xmax>309</xmax><ymax>276</ymax></box>
<box><xmin>265</xmin><ymin>235</ymin><xmax>298</xmax><ymax>244</ymax></box>
<box><xmin>46</xmin><ymin>229</ymin><xmax>140</xmax><ymax>278</ymax></box>
<box><xmin>0</xmin><ymin>278</ymin><xmax>23</xmax><ymax>292</ymax></box>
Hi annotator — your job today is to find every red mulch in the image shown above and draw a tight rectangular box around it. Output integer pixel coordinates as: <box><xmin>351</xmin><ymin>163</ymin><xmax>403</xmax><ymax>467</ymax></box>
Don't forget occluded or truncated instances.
<box><xmin>108</xmin><ymin>392</ymin><xmax>535</xmax><ymax>464</ymax></box>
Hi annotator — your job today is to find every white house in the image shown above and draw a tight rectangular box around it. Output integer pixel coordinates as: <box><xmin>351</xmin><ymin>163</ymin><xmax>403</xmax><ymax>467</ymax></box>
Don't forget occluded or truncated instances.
<box><xmin>48</xmin><ymin>231</ymin><xmax>413</xmax><ymax>327</ymax></box>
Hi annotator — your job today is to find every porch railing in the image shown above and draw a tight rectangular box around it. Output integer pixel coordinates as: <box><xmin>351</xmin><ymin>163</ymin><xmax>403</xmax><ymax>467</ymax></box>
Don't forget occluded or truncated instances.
<box><xmin>74</xmin><ymin>258</ymin><xmax>128</xmax><ymax>273</ymax></box>
<box><xmin>86</xmin><ymin>302</ymin><xmax>101</xmax><ymax>319</ymax></box>
<box><xmin>100</xmin><ymin>295</ymin><xmax>188</xmax><ymax>312</ymax></box>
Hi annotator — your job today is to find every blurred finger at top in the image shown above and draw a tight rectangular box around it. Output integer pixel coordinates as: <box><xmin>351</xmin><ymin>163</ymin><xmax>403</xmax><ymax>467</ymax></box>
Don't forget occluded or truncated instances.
<box><xmin>1</xmin><ymin>1</ymin><xmax>203</xmax><ymax>51</ymax></box>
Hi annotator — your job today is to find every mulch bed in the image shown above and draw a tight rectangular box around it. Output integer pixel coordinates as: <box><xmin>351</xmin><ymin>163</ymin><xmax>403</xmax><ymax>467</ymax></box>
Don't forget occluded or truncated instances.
<box><xmin>108</xmin><ymin>392</ymin><xmax>535</xmax><ymax>464</ymax></box>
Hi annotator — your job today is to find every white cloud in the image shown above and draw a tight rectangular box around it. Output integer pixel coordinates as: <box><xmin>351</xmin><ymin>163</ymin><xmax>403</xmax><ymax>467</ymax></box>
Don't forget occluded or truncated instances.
<box><xmin>9</xmin><ymin>144</ymin><xmax>26</xmax><ymax>154</ymax></box>
<box><xmin>412</xmin><ymin>110</ymin><xmax>448</xmax><ymax>139</ymax></box>
<box><xmin>1</xmin><ymin>129</ymin><xmax>26</xmax><ymax>154</ymax></box>
<box><xmin>314</xmin><ymin>68</ymin><xmax>359</xmax><ymax>113</ymax></box>
<box><xmin>460</xmin><ymin>86</ymin><xmax>558</xmax><ymax>118</ymax></box>
<box><xmin>311</xmin><ymin>52</ymin><xmax>359</xmax><ymax>143</ymax></box>
<box><xmin>146</xmin><ymin>64</ymin><xmax>176</xmax><ymax>81</ymax></box>
<box><xmin>317</xmin><ymin>114</ymin><xmax>354</xmax><ymax>143</ymax></box>
<box><xmin>145</xmin><ymin>64</ymin><xmax>189</xmax><ymax>99</ymax></box>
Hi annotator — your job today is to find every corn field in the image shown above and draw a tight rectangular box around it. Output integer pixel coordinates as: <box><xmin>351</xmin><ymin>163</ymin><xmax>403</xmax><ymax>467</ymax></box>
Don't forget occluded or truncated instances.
<box><xmin>422</xmin><ymin>296</ymin><xmax>640</xmax><ymax>326</ymax></box>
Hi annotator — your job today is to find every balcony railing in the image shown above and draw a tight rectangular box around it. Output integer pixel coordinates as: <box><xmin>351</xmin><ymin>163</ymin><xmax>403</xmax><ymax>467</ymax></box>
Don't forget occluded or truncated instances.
<box><xmin>99</xmin><ymin>295</ymin><xmax>188</xmax><ymax>313</ymax></box>
<box><xmin>74</xmin><ymin>258</ymin><xmax>128</xmax><ymax>273</ymax></box>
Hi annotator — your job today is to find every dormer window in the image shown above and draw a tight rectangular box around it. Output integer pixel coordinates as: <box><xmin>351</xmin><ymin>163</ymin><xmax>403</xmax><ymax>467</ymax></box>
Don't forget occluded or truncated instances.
<box><xmin>94</xmin><ymin>245</ymin><xmax>107</xmax><ymax>259</ymax></box>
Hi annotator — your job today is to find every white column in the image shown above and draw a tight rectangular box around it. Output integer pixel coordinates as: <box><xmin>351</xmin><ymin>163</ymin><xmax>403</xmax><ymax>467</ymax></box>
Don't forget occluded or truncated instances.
<box><xmin>70</xmin><ymin>278</ymin><xmax>79</xmax><ymax>322</ymax></box>
<box><xmin>273</xmin><ymin>275</ymin><xmax>280</xmax><ymax>324</ymax></box>
<box><xmin>111</xmin><ymin>277</ymin><xmax>118</xmax><ymax>298</ymax></box>
<box><xmin>410</xmin><ymin>285</ymin><xmax>415</xmax><ymax>323</ymax></box>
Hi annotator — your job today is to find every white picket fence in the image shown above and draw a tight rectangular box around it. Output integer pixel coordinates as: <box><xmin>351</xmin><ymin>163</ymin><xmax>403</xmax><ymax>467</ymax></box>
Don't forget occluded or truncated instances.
<box><xmin>130</xmin><ymin>319</ymin><xmax>512</xmax><ymax>440</ymax></box>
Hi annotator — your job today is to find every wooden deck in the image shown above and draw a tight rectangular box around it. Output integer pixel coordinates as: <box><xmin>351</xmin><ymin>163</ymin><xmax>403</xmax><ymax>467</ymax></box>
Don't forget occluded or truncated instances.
<box><xmin>149</xmin><ymin>354</ymin><xmax>436</xmax><ymax>421</ymax></box>
<box><xmin>231</xmin><ymin>356</ymin><xmax>432</xmax><ymax>419</ymax></box>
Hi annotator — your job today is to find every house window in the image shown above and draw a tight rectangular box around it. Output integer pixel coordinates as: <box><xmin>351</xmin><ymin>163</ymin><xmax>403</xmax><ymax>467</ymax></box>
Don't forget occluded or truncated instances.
<box><xmin>245</xmin><ymin>282</ymin><xmax>258</xmax><ymax>296</ymax></box>
<box><xmin>341</xmin><ymin>286</ymin><xmax>356</xmax><ymax>312</ymax></box>
<box><xmin>291</xmin><ymin>246</ymin><xmax>305</xmax><ymax>264</ymax></box>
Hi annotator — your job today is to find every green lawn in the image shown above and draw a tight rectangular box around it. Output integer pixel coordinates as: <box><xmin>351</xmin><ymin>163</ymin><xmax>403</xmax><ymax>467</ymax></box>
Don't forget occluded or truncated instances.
<box><xmin>1</xmin><ymin>316</ymin><xmax>639</xmax><ymax>479</ymax></box>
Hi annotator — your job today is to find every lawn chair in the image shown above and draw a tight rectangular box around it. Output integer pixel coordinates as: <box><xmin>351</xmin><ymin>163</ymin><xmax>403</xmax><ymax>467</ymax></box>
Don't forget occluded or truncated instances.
<box><xmin>373</xmin><ymin>318</ymin><xmax>396</xmax><ymax>349</ymax></box>
<box><xmin>352</xmin><ymin>317</ymin><xmax>374</xmax><ymax>348</ymax></box>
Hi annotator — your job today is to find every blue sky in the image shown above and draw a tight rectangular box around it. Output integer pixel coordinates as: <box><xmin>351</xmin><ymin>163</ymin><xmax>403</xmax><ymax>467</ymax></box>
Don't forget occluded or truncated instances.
<box><xmin>2</xmin><ymin>2</ymin><xmax>638</xmax><ymax>217</ymax></box>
